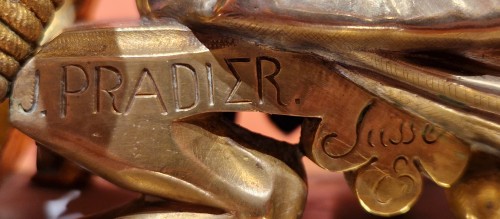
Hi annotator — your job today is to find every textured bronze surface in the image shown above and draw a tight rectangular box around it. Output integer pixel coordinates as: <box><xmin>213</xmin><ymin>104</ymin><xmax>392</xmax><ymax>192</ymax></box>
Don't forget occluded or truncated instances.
<box><xmin>0</xmin><ymin>0</ymin><xmax>65</xmax><ymax>100</ymax></box>
<box><xmin>142</xmin><ymin>0</ymin><xmax>500</xmax><ymax>28</ymax></box>
<box><xmin>2</xmin><ymin>0</ymin><xmax>499</xmax><ymax>218</ymax></box>
<box><xmin>446</xmin><ymin>151</ymin><xmax>500</xmax><ymax>219</ymax></box>
<box><xmin>19</xmin><ymin>0</ymin><xmax>56</xmax><ymax>24</ymax></box>
<box><xmin>0</xmin><ymin>0</ymin><xmax>83</xmax><ymax>188</ymax></box>
<box><xmin>10</xmin><ymin>20</ymin><xmax>472</xmax><ymax>217</ymax></box>
<box><xmin>11</xmin><ymin>21</ymin><xmax>308</xmax><ymax>218</ymax></box>
<box><xmin>140</xmin><ymin>0</ymin><xmax>500</xmax><ymax>153</ymax></box>
<box><xmin>0</xmin><ymin>0</ymin><xmax>43</xmax><ymax>43</ymax></box>
<box><xmin>142</xmin><ymin>0</ymin><xmax>499</xmax><ymax>216</ymax></box>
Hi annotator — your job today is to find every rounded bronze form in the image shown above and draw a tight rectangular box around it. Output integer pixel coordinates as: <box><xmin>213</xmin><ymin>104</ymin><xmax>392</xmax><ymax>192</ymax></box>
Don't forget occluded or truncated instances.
<box><xmin>0</xmin><ymin>0</ymin><xmax>61</xmax><ymax>101</ymax></box>
<box><xmin>447</xmin><ymin>152</ymin><xmax>500</xmax><ymax>219</ymax></box>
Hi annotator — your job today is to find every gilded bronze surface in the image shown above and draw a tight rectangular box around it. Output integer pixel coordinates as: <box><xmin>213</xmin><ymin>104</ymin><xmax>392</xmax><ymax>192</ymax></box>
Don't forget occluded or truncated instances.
<box><xmin>141</xmin><ymin>0</ymin><xmax>500</xmax><ymax>152</ymax></box>
<box><xmin>0</xmin><ymin>0</ymin><xmax>67</xmax><ymax>100</ymax></box>
<box><xmin>1</xmin><ymin>0</ymin><xmax>499</xmax><ymax>218</ymax></box>
<box><xmin>446</xmin><ymin>151</ymin><xmax>500</xmax><ymax>219</ymax></box>
<box><xmin>10</xmin><ymin>20</ymin><xmax>468</xmax><ymax>217</ymax></box>
<box><xmin>0</xmin><ymin>0</ymin><xmax>83</xmax><ymax>186</ymax></box>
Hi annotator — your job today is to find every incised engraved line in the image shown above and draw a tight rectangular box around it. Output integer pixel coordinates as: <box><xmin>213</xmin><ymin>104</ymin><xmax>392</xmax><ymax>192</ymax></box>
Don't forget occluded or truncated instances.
<box><xmin>373</xmin><ymin>156</ymin><xmax>416</xmax><ymax>205</ymax></box>
<box><xmin>380</xmin><ymin>129</ymin><xmax>389</xmax><ymax>147</ymax></box>
<box><xmin>224</xmin><ymin>58</ymin><xmax>252</xmax><ymax>104</ymax></box>
<box><xmin>402</xmin><ymin>123</ymin><xmax>415</xmax><ymax>144</ymax></box>
<box><xmin>225</xmin><ymin>56</ymin><xmax>287</xmax><ymax>105</ymax></box>
<box><xmin>125</xmin><ymin>68</ymin><xmax>168</xmax><ymax>115</ymax></box>
<box><xmin>61</xmin><ymin>65</ymin><xmax>89</xmax><ymax>118</ymax></box>
<box><xmin>256</xmin><ymin>56</ymin><xmax>286</xmax><ymax>106</ymax></box>
<box><xmin>367</xmin><ymin>121</ymin><xmax>417</xmax><ymax>147</ymax></box>
<box><xmin>351</xmin><ymin>51</ymin><xmax>500</xmax><ymax>114</ymax></box>
<box><xmin>21</xmin><ymin>70</ymin><xmax>39</xmax><ymax>113</ymax></box>
<box><xmin>172</xmin><ymin>63</ymin><xmax>200</xmax><ymax>112</ymax></box>
<box><xmin>422</xmin><ymin>123</ymin><xmax>444</xmax><ymax>144</ymax></box>
<box><xmin>49</xmin><ymin>57</ymin><xmax>291</xmax><ymax>117</ymax></box>
<box><xmin>388</xmin><ymin>123</ymin><xmax>404</xmax><ymax>145</ymax></box>
<box><xmin>94</xmin><ymin>66</ymin><xmax>123</xmax><ymax>114</ymax></box>
<box><xmin>206</xmin><ymin>63</ymin><xmax>215</xmax><ymax>106</ymax></box>
<box><xmin>322</xmin><ymin>100</ymin><xmax>374</xmax><ymax>158</ymax></box>
<box><xmin>368</xmin><ymin>130</ymin><xmax>376</xmax><ymax>147</ymax></box>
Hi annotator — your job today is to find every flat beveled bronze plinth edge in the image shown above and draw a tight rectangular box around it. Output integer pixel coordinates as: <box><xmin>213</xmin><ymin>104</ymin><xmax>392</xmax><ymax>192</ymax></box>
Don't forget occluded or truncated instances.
<box><xmin>2</xmin><ymin>0</ymin><xmax>500</xmax><ymax>218</ymax></box>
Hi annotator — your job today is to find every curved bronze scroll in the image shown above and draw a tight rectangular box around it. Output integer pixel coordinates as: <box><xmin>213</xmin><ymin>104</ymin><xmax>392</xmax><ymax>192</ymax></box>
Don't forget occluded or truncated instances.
<box><xmin>3</xmin><ymin>0</ymin><xmax>499</xmax><ymax>218</ymax></box>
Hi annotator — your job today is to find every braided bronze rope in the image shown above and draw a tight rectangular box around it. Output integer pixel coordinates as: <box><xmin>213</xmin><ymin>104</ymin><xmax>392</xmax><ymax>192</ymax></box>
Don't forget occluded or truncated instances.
<box><xmin>0</xmin><ymin>0</ymin><xmax>62</xmax><ymax>102</ymax></box>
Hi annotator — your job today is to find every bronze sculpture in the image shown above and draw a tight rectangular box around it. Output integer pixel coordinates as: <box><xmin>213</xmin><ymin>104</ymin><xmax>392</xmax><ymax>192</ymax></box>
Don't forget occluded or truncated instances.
<box><xmin>1</xmin><ymin>0</ymin><xmax>499</xmax><ymax>218</ymax></box>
